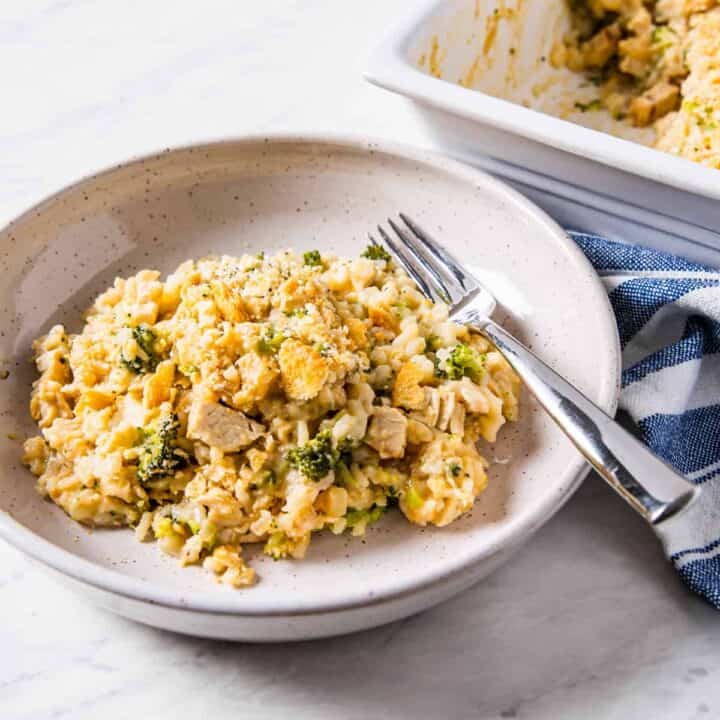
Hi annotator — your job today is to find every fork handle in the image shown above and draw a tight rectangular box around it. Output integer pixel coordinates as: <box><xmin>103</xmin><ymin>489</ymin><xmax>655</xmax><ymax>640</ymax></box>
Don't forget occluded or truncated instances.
<box><xmin>476</xmin><ymin>319</ymin><xmax>699</xmax><ymax>525</ymax></box>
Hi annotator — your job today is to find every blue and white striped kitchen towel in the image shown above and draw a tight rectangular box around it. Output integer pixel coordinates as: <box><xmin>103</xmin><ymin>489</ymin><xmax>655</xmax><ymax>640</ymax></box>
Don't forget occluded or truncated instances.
<box><xmin>570</xmin><ymin>231</ymin><xmax>720</xmax><ymax>608</ymax></box>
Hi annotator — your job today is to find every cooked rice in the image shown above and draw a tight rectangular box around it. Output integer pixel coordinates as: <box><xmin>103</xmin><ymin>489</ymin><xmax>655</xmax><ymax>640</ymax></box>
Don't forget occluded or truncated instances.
<box><xmin>22</xmin><ymin>247</ymin><xmax>520</xmax><ymax>587</ymax></box>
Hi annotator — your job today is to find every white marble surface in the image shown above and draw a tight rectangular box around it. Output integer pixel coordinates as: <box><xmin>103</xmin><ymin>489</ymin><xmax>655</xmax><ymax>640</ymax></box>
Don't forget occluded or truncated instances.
<box><xmin>1</xmin><ymin>2</ymin><xmax>719</xmax><ymax>718</ymax></box>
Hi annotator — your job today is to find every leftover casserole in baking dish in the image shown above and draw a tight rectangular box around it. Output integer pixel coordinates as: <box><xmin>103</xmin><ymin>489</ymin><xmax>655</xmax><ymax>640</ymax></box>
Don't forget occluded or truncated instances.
<box><xmin>557</xmin><ymin>0</ymin><xmax>720</xmax><ymax>169</ymax></box>
<box><xmin>413</xmin><ymin>0</ymin><xmax>720</xmax><ymax>169</ymax></box>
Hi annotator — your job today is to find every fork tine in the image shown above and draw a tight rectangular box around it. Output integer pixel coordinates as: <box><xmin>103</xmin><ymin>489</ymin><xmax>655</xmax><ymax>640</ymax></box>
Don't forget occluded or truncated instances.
<box><xmin>386</xmin><ymin>218</ymin><xmax>453</xmax><ymax>304</ymax></box>
<box><xmin>398</xmin><ymin>213</ymin><xmax>478</xmax><ymax>295</ymax></box>
<box><xmin>372</xmin><ymin>229</ymin><xmax>435</xmax><ymax>301</ymax></box>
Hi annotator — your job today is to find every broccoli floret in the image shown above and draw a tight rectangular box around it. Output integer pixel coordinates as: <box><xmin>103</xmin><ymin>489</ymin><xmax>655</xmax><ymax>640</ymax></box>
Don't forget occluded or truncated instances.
<box><xmin>264</xmin><ymin>531</ymin><xmax>292</xmax><ymax>560</ymax></box>
<box><xmin>361</xmin><ymin>242</ymin><xmax>391</xmax><ymax>262</ymax></box>
<box><xmin>574</xmin><ymin>99</ymin><xmax>602</xmax><ymax>113</ymax></box>
<box><xmin>335</xmin><ymin>460</ymin><xmax>355</xmax><ymax>486</ymax></box>
<box><xmin>284</xmin><ymin>307</ymin><xmax>308</xmax><ymax>318</ymax></box>
<box><xmin>121</xmin><ymin>324</ymin><xmax>161</xmax><ymax>374</ymax></box>
<box><xmin>436</xmin><ymin>343</ymin><xmax>486</xmax><ymax>381</ymax></box>
<box><xmin>317</xmin><ymin>342</ymin><xmax>333</xmax><ymax>358</ymax></box>
<box><xmin>404</xmin><ymin>485</ymin><xmax>424</xmax><ymax>510</ymax></box>
<box><xmin>187</xmin><ymin>519</ymin><xmax>201</xmax><ymax>535</ymax></box>
<box><xmin>257</xmin><ymin>326</ymin><xmax>287</xmax><ymax>354</ymax></box>
<box><xmin>424</xmin><ymin>334</ymin><xmax>441</xmax><ymax>353</ymax></box>
<box><xmin>137</xmin><ymin>414</ymin><xmax>185</xmax><ymax>483</ymax></box>
<box><xmin>393</xmin><ymin>300</ymin><xmax>412</xmax><ymax>319</ymax></box>
<box><xmin>652</xmin><ymin>25</ymin><xmax>675</xmax><ymax>51</ymax></box>
<box><xmin>249</xmin><ymin>469</ymin><xmax>278</xmax><ymax>492</ymax></box>
<box><xmin>263</xmin><ymin>468</ymin><xmax>277</xmax><ymax>485</ymax></box>
<box><xmin>345</xmin><ymin>505</ymin><xmax>386</xmax><ymax>532</ymax></box>
<box><xmin>286</xmin><ymin>428</ymin><xmax>357</xmax><ymax>481</ymax></box>
<box><xmin>448</xmin><ymin>461</ymin><xmax>462</xmax><ymax>477</ymax></box>
<box><xmin>303</xmin><ymin>250</ymin><xmax>323</xmax><ymax>267</ymax></box>
<box><xmin>287</xmin><ymin>430</ymin><xmax>339</xmax><ymax>481</ymax></box>
<box><xmin>336</xmin><ymin>436</ymin><xmax>355</xmax><ymax>466</ymax></box>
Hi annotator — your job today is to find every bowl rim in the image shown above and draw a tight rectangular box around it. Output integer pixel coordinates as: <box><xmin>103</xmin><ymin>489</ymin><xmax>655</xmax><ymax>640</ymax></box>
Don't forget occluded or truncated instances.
<box><xmin>0</xmin><ymin>132</ymin><xmax>621</xmax><ymax>617</ymax></box>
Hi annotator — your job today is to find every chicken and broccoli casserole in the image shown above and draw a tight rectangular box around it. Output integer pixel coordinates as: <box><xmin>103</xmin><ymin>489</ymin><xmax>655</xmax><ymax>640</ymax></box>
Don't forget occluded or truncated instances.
<box><xmin>555</xmin><ymin>0</ymin><xmax>720</xmax><ymax>168</ymax></box>
<box><xmin>22</xmin><ymin>245</ymin><xmax>520</xmax><ymax>588</ymax></box>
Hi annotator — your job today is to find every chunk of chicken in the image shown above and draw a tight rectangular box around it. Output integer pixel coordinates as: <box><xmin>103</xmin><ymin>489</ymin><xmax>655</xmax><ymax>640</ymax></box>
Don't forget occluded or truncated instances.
<box><xmin>581</xmin><ymin>22</ymin><xmax>622</xmax><ymax>68</ymax></box>
<box><xmin>187</xmin><ymin>399</ymin><xmax>265</xmax><ymax>452</ymax></box>
<box><xmin>630</xmin><ymin>82</ymin><xmax>680</xmax><ymax>126</ymax></box>
<box><xmin>365</xmin><ymin>406</ymin><xmax>408</xmax><ymax>459</ymax></box>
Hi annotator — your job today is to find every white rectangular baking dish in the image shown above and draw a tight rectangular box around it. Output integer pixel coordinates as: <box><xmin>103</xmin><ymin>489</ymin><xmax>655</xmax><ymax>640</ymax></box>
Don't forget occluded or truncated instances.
<box><xmin>364</xmin><ymin>0</ymin><xmax>720</xmax><ymax>263</ymax></box>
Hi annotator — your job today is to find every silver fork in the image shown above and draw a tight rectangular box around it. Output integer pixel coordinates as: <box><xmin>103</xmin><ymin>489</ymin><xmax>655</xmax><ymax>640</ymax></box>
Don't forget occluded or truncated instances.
<box><xmin>374</xmin><ymin>213</ymin><xmax>699</xmax><ymax>526</ymax></box>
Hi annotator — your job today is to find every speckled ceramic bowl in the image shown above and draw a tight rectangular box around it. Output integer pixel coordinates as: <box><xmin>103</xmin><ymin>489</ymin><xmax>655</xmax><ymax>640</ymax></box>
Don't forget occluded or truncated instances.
<box><xmin>0</xmin><ymin>135</ymin><xmax>620</xmax><ymax>641</ymax></box>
